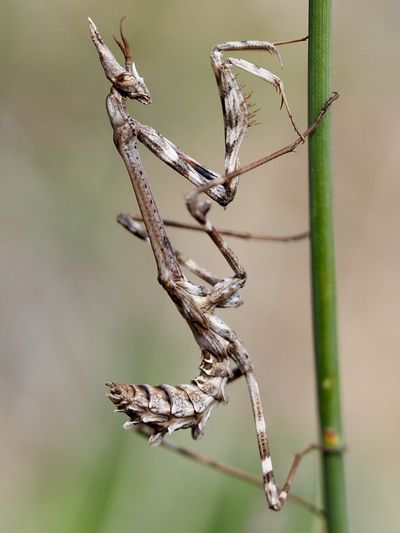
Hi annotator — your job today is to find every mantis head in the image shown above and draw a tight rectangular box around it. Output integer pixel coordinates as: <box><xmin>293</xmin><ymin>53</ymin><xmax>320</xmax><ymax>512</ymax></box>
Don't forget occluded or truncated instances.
<box><xmin>89</xmin><ymin>17</ymin><xmax>152</xmax><ymax>105</ymax></box>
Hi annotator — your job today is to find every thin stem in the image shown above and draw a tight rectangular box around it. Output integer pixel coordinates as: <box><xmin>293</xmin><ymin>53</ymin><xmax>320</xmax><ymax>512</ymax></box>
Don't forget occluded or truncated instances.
<box><xmin>308</xmin><ymin>2</ymin><xmax>348</xmax><ymax>532</ymax></box>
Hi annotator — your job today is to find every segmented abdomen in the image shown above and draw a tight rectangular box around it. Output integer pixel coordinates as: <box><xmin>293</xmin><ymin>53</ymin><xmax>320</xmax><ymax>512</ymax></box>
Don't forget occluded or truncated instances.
<box><xmin>107</xmin><ymin>352</ymin><xmax>230</xmax><ymax>445</ymax></box>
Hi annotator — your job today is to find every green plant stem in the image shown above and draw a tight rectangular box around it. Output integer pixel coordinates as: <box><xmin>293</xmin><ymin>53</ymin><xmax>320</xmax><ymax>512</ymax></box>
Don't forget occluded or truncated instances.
<box><xmin>308</xmin><ymin>2</ymin><xmax>348</xmax><ymax>532</ymax></box>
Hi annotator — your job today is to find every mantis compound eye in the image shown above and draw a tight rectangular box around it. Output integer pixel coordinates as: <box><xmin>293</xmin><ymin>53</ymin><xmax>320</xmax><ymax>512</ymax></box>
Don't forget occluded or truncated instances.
<box><xmin>114</xmin><ymin>71</ymin><xmax>152</xmax><ymax>104</ymax></box>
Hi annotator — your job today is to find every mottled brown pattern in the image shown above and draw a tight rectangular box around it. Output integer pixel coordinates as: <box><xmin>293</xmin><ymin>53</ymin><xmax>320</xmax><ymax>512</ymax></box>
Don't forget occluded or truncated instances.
<box><xmin>89</xmin><ymin>18</ymin><xmax>336</xmax><ymax>511</ymax></box>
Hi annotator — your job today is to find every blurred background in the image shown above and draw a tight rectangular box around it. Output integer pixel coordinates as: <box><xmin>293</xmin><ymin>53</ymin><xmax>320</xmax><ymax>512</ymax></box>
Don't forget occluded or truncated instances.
<box><xmin>1</xmin><ymin>0</ymin><xmax>399</xmax><ymax>531</ymax></box>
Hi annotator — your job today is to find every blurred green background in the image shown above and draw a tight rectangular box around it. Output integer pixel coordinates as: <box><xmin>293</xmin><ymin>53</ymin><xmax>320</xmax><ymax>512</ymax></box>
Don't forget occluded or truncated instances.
<box><xmin>1</xmin><ymin>0</ymin><xmax>399</xmax><ymax>532</ymax></box>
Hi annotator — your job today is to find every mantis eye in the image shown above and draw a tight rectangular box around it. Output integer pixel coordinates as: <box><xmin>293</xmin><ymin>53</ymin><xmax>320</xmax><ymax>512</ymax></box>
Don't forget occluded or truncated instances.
<box><xmin>115</xmin><ymin>72</ymin><xmax>136</xmax><ymax>90</ymax></box>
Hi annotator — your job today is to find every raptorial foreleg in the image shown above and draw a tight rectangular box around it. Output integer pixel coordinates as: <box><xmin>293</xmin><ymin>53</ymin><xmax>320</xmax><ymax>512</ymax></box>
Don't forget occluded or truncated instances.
<box><xmin>211</xmin><ymin>39</ymin><xmax>305</xmax><ymax>163</ymax></box>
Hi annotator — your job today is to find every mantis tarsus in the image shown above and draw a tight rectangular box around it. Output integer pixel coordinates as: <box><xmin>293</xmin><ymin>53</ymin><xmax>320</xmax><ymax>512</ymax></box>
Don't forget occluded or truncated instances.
<box><xmin>89</xmin><ymin>17</ymin><xmax>338</xmax><ymax>511</ymax></box>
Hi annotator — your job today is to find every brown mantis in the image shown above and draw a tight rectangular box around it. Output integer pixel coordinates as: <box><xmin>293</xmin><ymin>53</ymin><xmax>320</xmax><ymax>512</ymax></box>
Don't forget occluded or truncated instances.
<box><xmin>89</xmin><ymin>17</ymin><xmax>337</xmax><ymax>511</ymax></box>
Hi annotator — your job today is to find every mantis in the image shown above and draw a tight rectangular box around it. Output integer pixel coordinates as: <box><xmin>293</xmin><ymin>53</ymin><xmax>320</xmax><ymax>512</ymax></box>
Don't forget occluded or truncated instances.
<box><xmin>89</xmin><ymin>17</ymin><xmax>337</xmax><ymax>511</ymax></box>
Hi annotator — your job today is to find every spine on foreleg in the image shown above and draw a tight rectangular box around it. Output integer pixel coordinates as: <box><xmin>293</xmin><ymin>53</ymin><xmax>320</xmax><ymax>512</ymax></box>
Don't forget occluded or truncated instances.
<box><xmin>107</xmin><ymin>351</ymin><xmax>230</xmax><ymax>445</ymax></box>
